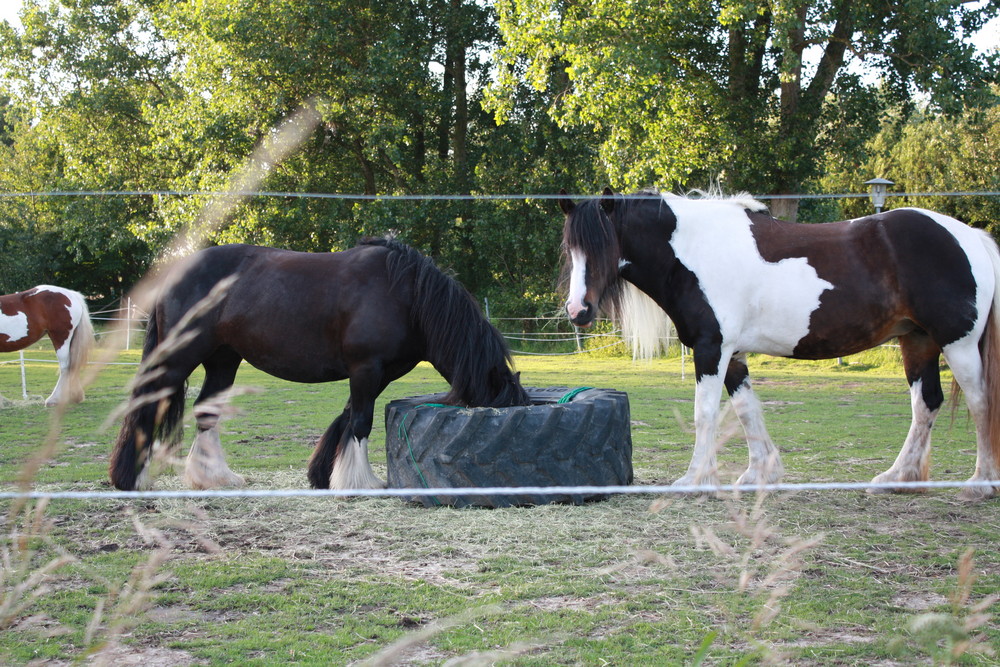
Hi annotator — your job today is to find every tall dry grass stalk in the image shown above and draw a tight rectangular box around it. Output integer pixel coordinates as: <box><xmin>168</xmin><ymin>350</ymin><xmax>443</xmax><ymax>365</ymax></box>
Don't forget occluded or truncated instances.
<box><xmin>0</xmin><ymin>498</ymin><xmax>76</xmax><ymax>629</ymax></box>
<box><xmin>902</xmin><ymin>548</ymin><xmax>998</xmax><ymax>663</ymax></box>
<box><xmin>2</xmin><ymin>102</ymin><xmax>322</xmax><ymax>659</ymax></box>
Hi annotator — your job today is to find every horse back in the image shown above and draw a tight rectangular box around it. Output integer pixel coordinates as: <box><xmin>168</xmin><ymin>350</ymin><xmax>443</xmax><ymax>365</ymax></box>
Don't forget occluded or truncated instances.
<box><xmin>746</xmin><ymin>209</ymin><xmax>987</xmax><ymax>356</ymax></box>
<box><xmin>154</xmin><ymin>244</ymin><xmax>417</xmax><ymax>382</ymax></box>
<box><xmin>0</xmin><ymin>286</ymin><xmax>78</xmax><ymax>351</ymax></box>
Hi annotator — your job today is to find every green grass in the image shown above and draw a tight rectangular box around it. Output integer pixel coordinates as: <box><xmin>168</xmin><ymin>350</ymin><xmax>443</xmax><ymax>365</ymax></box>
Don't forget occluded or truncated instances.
<box><xmin>1</xmin><ymin>345</ymin><xmax>999</xmax><ymax>665</ymax></box>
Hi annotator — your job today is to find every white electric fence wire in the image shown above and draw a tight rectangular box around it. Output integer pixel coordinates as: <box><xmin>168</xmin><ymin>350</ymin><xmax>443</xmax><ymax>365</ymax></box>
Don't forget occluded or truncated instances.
<box><xmin>1</xmin><ymin>479</ymin><xmax>998</xmax><ymax>501</ymax></box>
<box><xmin>2</xmin><ymin>189</ymin><xmax>1000</xmax><ymax>201</ymax></box>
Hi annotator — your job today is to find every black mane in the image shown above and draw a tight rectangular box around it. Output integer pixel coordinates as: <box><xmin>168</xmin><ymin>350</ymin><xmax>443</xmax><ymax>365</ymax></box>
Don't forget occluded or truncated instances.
<box><xmin>358</xmin><ymin>237</ymin><xmax>529</xmax><ymax>407</ymax></box>
<box><xmin>561</xmin><ymin>193</ymin><xmax>626</xmax><ymax>319</ymax></box>
<box><xmin>561</xmin><ymin>189</ymin><xmax>680</xmax><ymax>321</ymax></box>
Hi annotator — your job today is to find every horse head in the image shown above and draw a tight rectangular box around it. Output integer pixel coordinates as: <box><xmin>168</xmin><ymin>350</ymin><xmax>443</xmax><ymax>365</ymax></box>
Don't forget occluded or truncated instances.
<box><xmin>559</xmin><ymin>187</ymin><xmax>623</xmax><ymax>328</ymax></box>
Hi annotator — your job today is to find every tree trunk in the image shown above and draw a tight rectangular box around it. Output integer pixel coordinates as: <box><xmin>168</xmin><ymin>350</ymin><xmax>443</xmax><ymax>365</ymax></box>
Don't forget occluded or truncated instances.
<box><xmin>451</xmin><ymin>27</ymin><xmax>468</xmax><ymax>192</ymax></box>
<box><xmin>769</xmin><ymin>197</ymin><xmax>799</xmax><ymax>222</ymax></box>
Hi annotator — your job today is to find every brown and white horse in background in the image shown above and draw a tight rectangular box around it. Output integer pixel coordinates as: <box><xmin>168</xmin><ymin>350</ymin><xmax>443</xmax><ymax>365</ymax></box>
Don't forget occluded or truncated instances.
<box><xmin>0</xmin><ymin>285</ymin><xmax>94</xmax><ymax>406</ymax></box>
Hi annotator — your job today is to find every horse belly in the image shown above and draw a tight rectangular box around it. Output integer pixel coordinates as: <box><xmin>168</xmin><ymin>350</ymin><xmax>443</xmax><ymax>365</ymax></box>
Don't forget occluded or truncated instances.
<box><xmin>237</xmin><ymin>343</ymin><xmax>349</xmax><ymax>384</ymax></box>
<box><xmin>723</xmin><ymin>258</ymin><xmax>835</xmax><ymax>357</ymax></box>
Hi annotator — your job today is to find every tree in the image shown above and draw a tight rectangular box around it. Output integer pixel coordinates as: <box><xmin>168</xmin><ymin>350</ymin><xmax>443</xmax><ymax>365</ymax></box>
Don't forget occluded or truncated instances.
<box><xmin>873</xmin><ymin>103</ymin><xmax>1000</xmax><ymax>231</ymax></box>
<box><xmin>0</xmin><ymin>0</ymin><xmax>174</xmax><ymax>295</ymax></box>
<box><xmin>488</xmin><ymin>0</ymin><xmax>1000</xmax><ymax>220</ymax></box>
<box><xmin>0</xmin><ymin>0</ymin><xmax>591</xmax><ymax>314</ymax></box>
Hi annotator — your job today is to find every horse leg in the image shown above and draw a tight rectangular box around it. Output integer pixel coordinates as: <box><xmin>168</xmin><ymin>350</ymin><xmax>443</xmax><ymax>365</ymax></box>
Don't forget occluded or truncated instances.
<box><xmin>672</xmin><ymin>346</ymin><xmax>731</xmax><ymax>489</ymax></box>
<box><xmin>44</xmin><ymin>337</ymin><xmax>74</xmax><ymax>406</ymax></box>
<box><xmin>941</xmin><ymin>337</ymin><xmax>1000</xmax><ymax>501</ymax></box>
<box><xmin>725</xmin><ymin>355</ymin><xmax>784</xmax><ymax>487</ymax></box>
<box><xmin>869</xmin><ymin>332</ymin><xmax>942</xmax><ymax>494</ymax></box>
<box><xmin>183</xmin><ymin>348</ymin><xmax>246</xmax><ymax>489</ymax></box>
<box><xmin>111</xmin><ymin>362</ymin><xmax>192</xmax><ymax>491</ymax></box>
<box><xmin>328</xmin><ymin>364</ymin><xmax>387</xmax><ymax>491</ymax></box>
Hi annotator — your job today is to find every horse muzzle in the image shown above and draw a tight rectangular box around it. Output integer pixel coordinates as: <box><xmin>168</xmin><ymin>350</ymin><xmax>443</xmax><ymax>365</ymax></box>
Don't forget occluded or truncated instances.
<box><xmin>567</xmin><ymin>301</ymin><xmax>596</xmax><ymax>328</ymax></box>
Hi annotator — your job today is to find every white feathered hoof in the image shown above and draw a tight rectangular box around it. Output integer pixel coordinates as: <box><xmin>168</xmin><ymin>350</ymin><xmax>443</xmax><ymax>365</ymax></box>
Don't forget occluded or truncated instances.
<box><xmin>670</xmin><ymin>471</ymin><xmax>721</xmax><ymax>498</ymax></box>
<box><xmin>957</xmin><ymin>478</ymin><xmax>998</xmax><ymax>503</ymax></box>
<box><xmin>867</xmin><ymin>469</ymin><xmax>928</xmax><ymax>495</ymax></box>
<box><xmin>330</xmin><ymin>437</ymin><xmax>386</xmax><ymax>491</ymax></box>
<box><xmin>735</xmin><ymin>459</ymin><xmax>785</xmax><ymax>488</ymax></box>
<box><xmin>183</xmin><ymin>427</ymin><xmax>246</xmax><ymax>489</ymax></box>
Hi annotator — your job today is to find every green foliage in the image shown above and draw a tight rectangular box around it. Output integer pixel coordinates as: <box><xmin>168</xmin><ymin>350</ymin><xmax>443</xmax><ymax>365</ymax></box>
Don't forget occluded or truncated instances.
<box><xmin>814</xmin><ymin>87</ymin><xmax>1000</xmax><ymax>227</ymax></box>
<box><xmin>0</xmin><ymin>0</ymin><xmax>998</xmax><ymax>306</ymax></box>
<box><xmin>488</xmin><ymin>0</ymin><xmax>1000</xmax><ymax>215</ymax></box>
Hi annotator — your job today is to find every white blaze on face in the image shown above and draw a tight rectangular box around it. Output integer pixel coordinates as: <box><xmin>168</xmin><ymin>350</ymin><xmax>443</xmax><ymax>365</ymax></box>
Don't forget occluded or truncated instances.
<box><xmin>566</xmin><ymin>248</ymin><xmax>589</xmax><ymax>320</ymax></box>
<box><xmin>0</xmin><ymin>309</ymin><xmax>29</xmax><ymax>343</ymax></box>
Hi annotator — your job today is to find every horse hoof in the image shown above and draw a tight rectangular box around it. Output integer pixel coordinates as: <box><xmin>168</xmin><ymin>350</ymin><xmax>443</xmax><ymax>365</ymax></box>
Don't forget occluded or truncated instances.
<box><xmin>669</xmin><ymin>474</ymin><xmax>721</xmax><ymax>498</ymax></box>
<box><xmin>185</xmin><ymin>471</ymin><xmax>246</xmax><ymax>490</ymax></box>
<box><xmin>866</xmin><ymin>472</ymin><xmax>928</xmax><ymax>495</ymax></box>
<box><xmin>735</xmin><ymin>466</ymin><xmax>784</xmax><ymax>488</ymax></box>
<box><xmin>958</xmin><ymin>484</ymin><xmax>997</xmax><ymax>503</ymax></box>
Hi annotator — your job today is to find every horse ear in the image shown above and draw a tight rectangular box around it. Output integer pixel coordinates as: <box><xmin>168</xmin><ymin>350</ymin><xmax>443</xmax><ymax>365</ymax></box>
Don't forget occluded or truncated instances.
<box><xmin>558</xmin><ymin>189</ymin><xmax>575</xmax><ymax>215</ymax></box>
<box><xmin>601</xmin><ymin>187</ymin><xmax>615</xmax><ymax>214</ymax></box>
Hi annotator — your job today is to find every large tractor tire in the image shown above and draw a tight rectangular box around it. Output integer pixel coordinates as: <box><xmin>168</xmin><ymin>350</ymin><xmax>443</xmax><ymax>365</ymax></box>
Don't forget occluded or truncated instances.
<box><xmin>384</xmin><ymin>386</ymin><xmax>632</xmax><ymax>508</ymax></box>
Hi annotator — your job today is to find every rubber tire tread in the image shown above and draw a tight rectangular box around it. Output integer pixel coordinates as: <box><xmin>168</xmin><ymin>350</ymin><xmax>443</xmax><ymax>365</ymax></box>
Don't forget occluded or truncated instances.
<box><xmin>384</xmin><ymin>386</ymin><xmax>632</xmax><ymax>507</ymax></box>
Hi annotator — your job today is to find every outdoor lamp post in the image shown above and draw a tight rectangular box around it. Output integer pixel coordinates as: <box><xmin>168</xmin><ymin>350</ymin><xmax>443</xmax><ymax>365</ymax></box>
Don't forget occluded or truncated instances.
<box><xmin>864</xmin><ymin>177</ymin><xmax>894</xmax><ymax>214</ymax></box>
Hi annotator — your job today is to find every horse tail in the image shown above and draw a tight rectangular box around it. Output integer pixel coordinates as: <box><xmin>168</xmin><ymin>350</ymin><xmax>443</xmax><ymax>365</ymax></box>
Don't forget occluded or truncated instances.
<box><xmin>976</xmin><ymin>230</ymin><xmax>1000</xmax><ymax>471</ymax></box>
<box><xmin>307</xmin><ymin>409</ymin><xmax>350</xmax><ymax>489</ymax></box>
<box><xmin>66</xmin><ymin>290</ymin><xmax>94</xmax><ymax>380</ymax></box>
<box><xmin>619</xmin><ymin>282</ymin><xmax>673</xmax><ymax>361</ymax></box>
<box><xmin>109</xmin><ymin>309</ymin><xmax>187</xmax><ymax>490</ymax></box>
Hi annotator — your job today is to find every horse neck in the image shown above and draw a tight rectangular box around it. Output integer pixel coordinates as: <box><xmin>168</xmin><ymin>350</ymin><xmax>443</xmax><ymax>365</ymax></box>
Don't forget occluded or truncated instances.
<box><xmin>401</xmin><ymin>258</ymin><xmax>525</xmax><ymax>407</ymax></box>
<box><xmin>615</xmin><ymin>200</ymin><xmax>686</xmax><ymax>311</ymax></box>
<box><xmin>426</xmin><ymin>321</ymin><xmax>524</xmax><ymax>407</ymax></box>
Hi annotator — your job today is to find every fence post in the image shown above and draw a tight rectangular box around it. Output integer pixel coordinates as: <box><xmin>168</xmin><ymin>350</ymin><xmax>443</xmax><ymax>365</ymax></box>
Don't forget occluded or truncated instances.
<box><xmin>19</xmin><ymin>350</ymin><xmax>28</xmax><ymax>400</ymax></box>
<box><xmin>125</xmin><ymin>297</ymin><xmax>132</xmax><ymax>351</ymax></box>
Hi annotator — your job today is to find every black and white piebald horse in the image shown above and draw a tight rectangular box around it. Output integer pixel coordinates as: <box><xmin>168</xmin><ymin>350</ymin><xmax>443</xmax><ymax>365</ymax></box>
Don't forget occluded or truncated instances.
<box><xmin>560</xmin><ymin>188</ymin><xmax>1000</xmax><ymax>501</ymax></box>
<box><xmin>110</xmin><ymin>238</ymin><xmax>528</xmax><ymax>491</ymax></box>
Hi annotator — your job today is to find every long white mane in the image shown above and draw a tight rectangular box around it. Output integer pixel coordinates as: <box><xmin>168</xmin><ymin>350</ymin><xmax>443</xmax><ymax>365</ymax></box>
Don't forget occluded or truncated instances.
<box><xmin>618</xmin><ymin>188</ymin><xmax>765</xmax><ymax>359</ymax></box>
<box><xmin>663</xmin><ymin>187</ymin><xmax>768</xmax><ymax>213</ymax></box>
<box><xmin>619</xmin><ymin>282</ymin><xmax>673</xmax><ymax>360</ymax></box>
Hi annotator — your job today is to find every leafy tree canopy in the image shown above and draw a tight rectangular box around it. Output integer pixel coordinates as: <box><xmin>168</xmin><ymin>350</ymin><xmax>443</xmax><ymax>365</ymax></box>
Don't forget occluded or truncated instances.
<box><xmin>487</xmin><ymin>0</ymin><xmax>1000</xmax><ymax>219</ymax></box>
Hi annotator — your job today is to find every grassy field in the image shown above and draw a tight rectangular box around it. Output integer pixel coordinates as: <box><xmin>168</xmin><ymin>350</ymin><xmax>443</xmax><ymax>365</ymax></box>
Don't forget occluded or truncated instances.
<box><xmin>1</xmin><ymin>345</ymin><xmax>998</xmax><ymax>665</ymax></box>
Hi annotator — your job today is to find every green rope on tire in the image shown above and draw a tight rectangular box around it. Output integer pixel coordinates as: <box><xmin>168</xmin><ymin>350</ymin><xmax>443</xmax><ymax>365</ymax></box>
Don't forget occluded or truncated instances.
<box><xmin>558</xmin><ymin>387</ymin><xmax>593</xmax><ymax>403</ymax></box>
<box><xmin>398</xmin><ymin>402</ymin><xmax>453</xmax><ymax>506</ymax></box>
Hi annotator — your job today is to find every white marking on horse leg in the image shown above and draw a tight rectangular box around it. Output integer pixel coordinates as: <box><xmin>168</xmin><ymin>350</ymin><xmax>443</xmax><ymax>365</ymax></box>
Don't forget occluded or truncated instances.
<box><xmin>330</xmin><ymin>436</ymin><xmax>386</xmax><ymax>491</ymax></box>
<box><xmin>44</xmin><ymin>343</ymin><xmax>72</xmax><ymax>406</ymax></box>
<box><xmin>730</xmin><ymin>383</ymin><xmax>784</xmax><ymax>487</ymax></box>
<box><xmin>183</xmin><ymin>425</ymin><xmax>246</xmax><ymax>489</ymax></box>
<box><xmin>134</xmin><ymin>463</ymin><xmax>153</xmax><ymax>491</ymax></box>
<box><xmin>673</xmin><ymin>372</ymin><xmax>725</xmax><ymax>489</ymax></box>
<box><xmin>566</xmin><ymin>249</ymin><xmax>589</xmax><ymax>321</ymax></box>
<box><xmin>869</xmin><ymin>379</ymin><xmax>937</xmax><ymax>494</ymax></box>
<box><xmin>942</xmin><ymin>341</ymin><xmax>1000</xmax><ymax>501</ymax></box>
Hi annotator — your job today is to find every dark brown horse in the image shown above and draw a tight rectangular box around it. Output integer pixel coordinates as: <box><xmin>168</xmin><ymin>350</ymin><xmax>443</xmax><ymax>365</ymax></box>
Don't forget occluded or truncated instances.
<box><xmin>110</xmin><ymin>238</ymin><xmax>529</xmax><ymax>491</ymax></box>
<box><xmin>1</xmin><ymin>285</ymin><xmax>94</xmax><ymax>406</ymax></box>
<box><xmin>560</xmin><ymin>188</ymin><xmax>1000</xmax><ymax>501</ymax></box>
